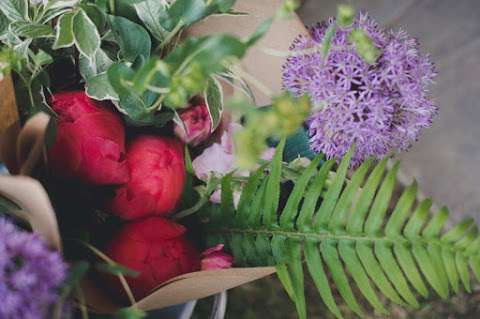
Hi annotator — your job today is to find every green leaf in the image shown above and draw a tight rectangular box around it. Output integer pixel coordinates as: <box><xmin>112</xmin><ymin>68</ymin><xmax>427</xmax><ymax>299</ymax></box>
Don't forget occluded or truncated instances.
<box><xmin>115</xmin><ymin>307</ymin><xmax>146</xmax><ymax>319</ymax></box>
<box><xmin>246</xmin><ymin>17</ymin><xmax>273</xmax><ymax>47</ymax></box>
<box><xmin>204</xmin><ymin>76</ymin><xmax>223</xmax><ymax>131</ymax></box>
<box><xmin>364</xmin><ymin>161</ymin><xmax>399</xmax><ymax>234</ymax></box>
<box><xmin>86</xmin><ymin>72</ymin><xmax>119</xmax><ymax>101</ymax></box>
<box><xmin>107</xmin><ymin>14</ymin><xmax>151</xmax><ymax>62</ymax></box>
<box><xmin>79</xmin><ymin>48</ymin><xmax>114</xmax><ymax>80</ymax></box>
<box><xmin>262</xmin><ymin>138</ymin><xmax>285</xmax><ymax>226</ymax></box>
<box><xmin>314</xmin><ymin>147</ymin><xmax>353</xmax><ymax>228</ymax></box>
<box><xmin>0</xmin><ymin>0</ymin><xmax>28</xmax><ymax>22</ymax></box>
<box><xmin>357</xmin><ymin>242</ymin><xmax>406</xmax><ymax>306</ymax></box>
<box><xmin>80</xmin><ymin>3</ymin><xmax>106</xmax><ymax>29</ymax></box>
<box><xmin>162</xmin><ymin>0</ymin><xmax>236</xmax><ymax>30</ymax></box>
<box><xmin>73</xmin><ymin>9</ymin><xmax>101</xmax><ymax>58</ymax></box>
<box><xmin>0</xmin><ymin>10</ymin><xmax>9</xmax><ymax>35</ymax></box>
<box><xmin>32</xmin><ymin>50</ymin><xmax>53</xmax><ymax>68</ymax></box>
<box><xmin>321</xmin><ymin>242</ymin><xmax>364</xmax><ymax>317</ymax></box>
<box><xmin>305</xmin><ymin>242</ymin><xmax>343</xmax><ymax>318</ymax></box>
<box><xmin>96</xmin><ymin>263</ymin><xmax>139</xmax><ymax>277</ymax></box>
<box><xmin>165</xmin><ymin>34</ymin><xmax>247</xmax><ymax>75</ymax></box>
<box><xmin>339</xmin><ymin>242</ymin><xmax>388</xmax><ymax>314</ymax></box>
<box><xmin>0</xmin><ymin>194</ymin><xmax>20</xmax><ymax>211</ymax></box>
<box><xmin>10</xmin><ymin>21</ymin><xmax>53</xmax><ymax>38</ymax></box>
<box><xmin>133</xmin><ymin>0</ymin><xmax>169</xmax><ymax>41</ymax></box>
<box><xmin>60</xmin><ymin>261</ymin><xmax>90</xmax><ymax>298</ymax></box>
<box><xmin>53</xmin><ymin>12</ymin><xmax>75</xmax><ymax>49</ymax></box>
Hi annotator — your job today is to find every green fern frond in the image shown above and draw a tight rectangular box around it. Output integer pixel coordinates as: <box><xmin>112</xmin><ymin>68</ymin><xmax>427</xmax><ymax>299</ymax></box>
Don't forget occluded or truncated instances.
<box><xmin>201</xmin><ymin>140</ymin><xmax>480</xmax><ymax>319</ymax></box>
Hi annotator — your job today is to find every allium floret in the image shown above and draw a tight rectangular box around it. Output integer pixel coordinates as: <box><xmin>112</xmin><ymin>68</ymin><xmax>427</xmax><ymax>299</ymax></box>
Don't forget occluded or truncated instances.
<box><xmin>283</xmin><ymin>12</ymin><xmax>437</xmax><ymax>165</ymax></box>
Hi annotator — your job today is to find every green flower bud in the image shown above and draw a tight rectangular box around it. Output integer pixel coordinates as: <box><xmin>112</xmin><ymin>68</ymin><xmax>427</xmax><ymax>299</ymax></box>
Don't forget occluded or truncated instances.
<box><xmin>234</xmin><ymin>128</ymin><xmax>267</xmax><ymax>169</ymax></box>
<box><xmin>349</xmin><ymin>28</ymin><xmax>381</xmax><ymax>64</ymax></box>
<box><xmin>337</xmin><ymin>4</ymin><xmax>355</xmax><ymax>27</ymax></box>
<box><xmin>165</xmin><ymin>86</ymin><xmax>188</xmax><ymax>108</ymax></box>
<box><xmin>277</xmin><ymin>0</ymin><xmax>300</xmax><ymax>19</ymax></box>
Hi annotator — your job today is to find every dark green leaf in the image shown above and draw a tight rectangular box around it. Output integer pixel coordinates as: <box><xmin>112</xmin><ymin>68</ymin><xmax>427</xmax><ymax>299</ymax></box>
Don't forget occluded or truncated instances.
<box><xmin>0</xmin><ymin>194</ymin><xmax>20</xmax><ymax>211</ymax></box>
<box><xmin>107</xmin><ymin>15</ymin><xmax>151</xmax><ymax>62</ymax></box>
<box><xmin>96</xmin><ymin>263</ymin><xmax>139</xmax><ymax>277</ymax></box>
<box><xmin>60</xmin><ymin>261</ymin><xmax>90</xmax><ymax>298</ymax></box>
<box><xmin>115</xmin><ymin>307</ymin><xmax>146</xmax><ymax>319</ymax></box>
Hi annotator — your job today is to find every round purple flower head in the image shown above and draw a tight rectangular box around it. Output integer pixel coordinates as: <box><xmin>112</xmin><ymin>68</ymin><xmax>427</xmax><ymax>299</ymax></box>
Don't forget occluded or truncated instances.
<box><xmin>283</xmin><ymin>12</ymin><xmax>437</xmax><ymax>165</ymax></box>
<box><xmin>0</xmin><ymin>217</ymin><xmax>67</xmax><ymax>319</ymax></box>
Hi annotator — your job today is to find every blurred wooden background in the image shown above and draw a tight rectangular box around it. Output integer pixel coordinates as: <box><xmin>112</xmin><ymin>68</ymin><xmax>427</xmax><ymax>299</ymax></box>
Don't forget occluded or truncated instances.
<box><xmin>299</xmin><ymin>0</ymin><xmax>480</xmax><ymax>223</ymax></box>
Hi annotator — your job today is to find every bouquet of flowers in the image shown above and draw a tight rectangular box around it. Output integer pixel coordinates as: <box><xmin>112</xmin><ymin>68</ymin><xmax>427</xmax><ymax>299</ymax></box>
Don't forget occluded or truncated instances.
<box><xmin>0</xmin><ymin>1</ymin><xmax>479</xmax><ymax>318</ymax></box>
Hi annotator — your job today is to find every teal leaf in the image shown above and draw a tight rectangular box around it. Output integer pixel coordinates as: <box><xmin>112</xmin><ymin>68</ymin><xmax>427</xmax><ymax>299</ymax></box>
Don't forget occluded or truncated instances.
<box><xmin>283</xmin><ymin>128</ymin><xmax>315</xmax><ymax>162</ymax></box>
<box><xmin>73</xmin><ymin>9</ymin><xmax>101</xmax><ymax>59</ymax></box>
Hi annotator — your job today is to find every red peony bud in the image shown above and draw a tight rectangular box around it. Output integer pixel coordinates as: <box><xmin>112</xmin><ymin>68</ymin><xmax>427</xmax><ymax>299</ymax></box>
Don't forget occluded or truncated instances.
<box><xmin>174</xmin><ymin>100</ymin><xmax>212</xmax><ymax>146</ymax></box>
<box><xmin>47</xmin><ymin>91</ymin><xmax>129</xmax><ymax>185</ymax></box>
<box><xmin>201</xmin><ymin>244</ymin><xmax>234</xmax><ymax>270</ymax></box>
<box><xmin>109</xmin><ymin>135</ymin><xmax>186</xmax><ymax>220</ymax></box>
<box><xmin>103</xmin><ymin>217</ymin><xmax>200</xmax><ymax>301</ymax></box>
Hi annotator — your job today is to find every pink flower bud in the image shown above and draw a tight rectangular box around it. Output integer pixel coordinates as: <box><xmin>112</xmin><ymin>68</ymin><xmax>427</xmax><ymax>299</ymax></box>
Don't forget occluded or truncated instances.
<box><xmin>174</xmin><ymin>100</ymin><xmax>212</xmax><ymax>146</ymax></box>
<box><xmin>201</xmin><ymin>244</ymin><xmax>234</xmax><ymax>270</ymax></box>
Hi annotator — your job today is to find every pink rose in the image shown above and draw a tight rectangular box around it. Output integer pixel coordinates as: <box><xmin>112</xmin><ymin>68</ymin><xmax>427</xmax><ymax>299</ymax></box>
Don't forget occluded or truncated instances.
<box><xmin>174</xmin><ymin>100</ymin><xmax>212</xmax><ymax>146</ymax></box>
<box><xmin>201</xmin><ymin>244</ymin><xmax>234</xmax><ymax>270</ymax></box>
<box><xmin>192</xmin><ymin>122</ymin><xmax>275</xmax><ymax>206</ymax></box>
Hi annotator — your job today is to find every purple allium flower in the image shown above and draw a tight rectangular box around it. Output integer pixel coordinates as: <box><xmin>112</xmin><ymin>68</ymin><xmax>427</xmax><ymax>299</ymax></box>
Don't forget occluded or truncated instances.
<box><xmin>0</xmin><ymin>217</ymin><xmax>67</xmax><ymax>319</ymax></box>
<box><xmin>282</xmin><ymin>12</ymin><xmax>437</xmax><ymax>165</ymax></box>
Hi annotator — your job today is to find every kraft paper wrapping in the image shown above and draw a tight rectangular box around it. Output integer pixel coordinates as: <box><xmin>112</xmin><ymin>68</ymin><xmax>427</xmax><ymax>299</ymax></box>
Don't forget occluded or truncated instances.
<box><xmin>0</xmin><ymin>0</ymin><xmax>312</xmax><ymax>311</ymax></box>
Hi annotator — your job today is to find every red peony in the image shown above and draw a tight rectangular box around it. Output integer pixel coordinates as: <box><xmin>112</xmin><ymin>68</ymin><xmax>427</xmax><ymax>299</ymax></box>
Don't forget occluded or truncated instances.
<box><xmin>47</xmin><ymin>91</ymin><xmax>129</xmax><ymax>185</ymax></box>
<box><xmin>103</xmin><ymin>217</ymin><xmax>200</xmax><ymax>301</ymax></box>
<box><xmin>109</xmin><ymin>135</ymin><xmax>185</xmax><ymax>220</ymax></box>
<box><xmin>174</xmin><ymin>99</ymin><xmax>212</xmax><ymax>146</ymax></box>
